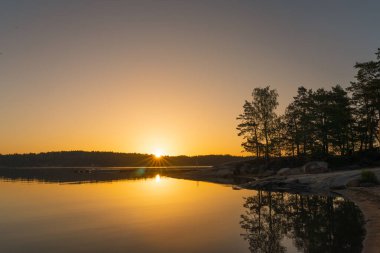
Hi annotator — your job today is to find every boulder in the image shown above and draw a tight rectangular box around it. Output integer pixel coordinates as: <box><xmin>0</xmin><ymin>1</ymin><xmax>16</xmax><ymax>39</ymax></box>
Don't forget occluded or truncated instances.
<box><xmin>277</xmin><ymin>168</ymin><xmax>290</xmax><ymax>176</ymax></box>
<box><xmin>277</xmin><ymin>167</ymin><xmax>303</xmax><ymax>176</ymax></box>
<box><xmin>290</xmin><ymin>167</ymin><xmax>304</xmax><ymax>175</ymax></box>
<box><xmin>302</xmin><ymin>161</ymin><xmax>329</xmax><ymax>174</ymax></box>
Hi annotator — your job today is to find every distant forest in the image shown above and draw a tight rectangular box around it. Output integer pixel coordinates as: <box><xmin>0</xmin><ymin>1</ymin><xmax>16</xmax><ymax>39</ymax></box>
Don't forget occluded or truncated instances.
<box><xmin>237</xmin><ymin>48</ymin><xmax>380</xmax><ymax>159</ymax></box>
<box><xmin>0</xmin><ymin>151</ymin><xmax>249</xmax><ymax>167</ymax></box>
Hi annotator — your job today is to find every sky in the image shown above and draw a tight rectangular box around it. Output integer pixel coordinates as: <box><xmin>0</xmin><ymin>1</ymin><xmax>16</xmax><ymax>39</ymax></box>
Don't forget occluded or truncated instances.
<box><xmin>0</xmin><ymin>0</ymin><xmax>379</xmax><ymax>156</ymax></box>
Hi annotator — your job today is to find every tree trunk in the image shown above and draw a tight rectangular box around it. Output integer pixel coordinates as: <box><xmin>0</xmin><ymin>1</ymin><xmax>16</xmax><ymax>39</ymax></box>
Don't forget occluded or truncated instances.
<box><xmin>264</xmin><ymin>123</ymin><xmax>269</xmax><ymax>160</ymax></box>
<box><xmin>254</xmin><ymin>127</ymin><xmax>259</xmax><ymax>157</ymax></box>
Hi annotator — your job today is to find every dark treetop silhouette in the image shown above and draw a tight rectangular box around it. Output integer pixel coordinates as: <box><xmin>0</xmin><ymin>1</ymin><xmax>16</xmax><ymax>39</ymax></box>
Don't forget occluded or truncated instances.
<box><xmin>0</xmin><ymin>151</ymin><xmax>250</xmax><ymax>167</ymax></box>
<box><xmin>237</xmin><ymin>48</ymin><xmax>380</xmax><ymax>159</ymax></box>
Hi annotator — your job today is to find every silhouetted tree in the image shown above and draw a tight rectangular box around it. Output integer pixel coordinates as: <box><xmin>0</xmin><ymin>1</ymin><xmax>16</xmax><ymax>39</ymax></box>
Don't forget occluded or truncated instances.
<box><xmin>283</xmin><ymin>87</ymin><xmax>315</xmax><ymax>156</ymax></box>
<box><xmin>238</xmin><ymin>48</ymin><xmax>380</xmax><ymax>159</ymax></box>
<box><xmin>237</xmin><ymin>86</ymin><xmax>279</xmax><ymax>159</ymax></box>
<box><xmin>348</xmin><ymin>48</ymin><xmax>380</xmax><ymax>151</ymax></box>
<box><xmin>328</xmin><ymin>85</ymin><xmax>353</xmax><ymax>155</ymax></box>
<box><xmin>237</xmin><ymin>101</ymin><xmax>261</xmax><ymax>157</ymax></box>
<box><xmin>283</xmin><ymin>103</ymin><xmax>301</xmax><ymax>157</ymax></box>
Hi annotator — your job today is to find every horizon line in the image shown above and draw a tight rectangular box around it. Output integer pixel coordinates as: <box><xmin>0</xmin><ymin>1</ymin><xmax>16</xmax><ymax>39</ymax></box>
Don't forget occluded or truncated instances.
<box><xmin>0</xmin><ymin>150</ymin><xmax>249</xmax><ymax>157</ymax></box>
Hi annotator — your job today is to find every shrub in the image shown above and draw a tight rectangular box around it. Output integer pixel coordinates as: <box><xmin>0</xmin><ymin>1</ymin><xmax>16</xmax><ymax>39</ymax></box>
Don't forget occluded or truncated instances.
<box><xmin>360</xmin><ymin>170</ymin><xmax>379</xmax><ymax>185</ymax></box>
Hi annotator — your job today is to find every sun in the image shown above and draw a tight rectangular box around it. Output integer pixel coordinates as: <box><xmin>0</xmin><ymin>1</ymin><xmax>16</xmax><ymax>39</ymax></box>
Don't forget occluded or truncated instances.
<box><xmin>154</xmin><ymin>150</ymin><xmax>163</xmax><ymax>158</ymax></box>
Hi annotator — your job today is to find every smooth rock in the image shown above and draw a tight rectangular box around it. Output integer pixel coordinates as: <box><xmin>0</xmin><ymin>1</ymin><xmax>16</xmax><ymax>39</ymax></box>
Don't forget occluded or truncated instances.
<box><xmin>303</xmin><ymin>161</ymin><xmax>329</xmax><ymax>174</ymax></box>
<box><xmin>277</xmin><ymin>167</ymin><xmax>303</xmax><ymax>176</ymax></box>
<box><xmin>277</xmin><ymin>168</ymin><xmax>290</xmax><ymax>176</ymax></box>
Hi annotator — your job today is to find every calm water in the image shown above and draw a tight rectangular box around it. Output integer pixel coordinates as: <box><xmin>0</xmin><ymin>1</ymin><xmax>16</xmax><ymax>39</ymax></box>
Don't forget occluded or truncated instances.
<box><xmin>0</xmin><ymin>176</ymin><xmax>364</xmax><ymax>253</ymax></box>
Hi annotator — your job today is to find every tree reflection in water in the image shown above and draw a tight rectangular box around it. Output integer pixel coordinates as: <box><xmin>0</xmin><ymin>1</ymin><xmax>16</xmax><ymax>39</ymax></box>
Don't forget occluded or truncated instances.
<box><xmin>240</xmin><ymin>191</ymin><xmax>365</xmax><ymax>253</ymax></box>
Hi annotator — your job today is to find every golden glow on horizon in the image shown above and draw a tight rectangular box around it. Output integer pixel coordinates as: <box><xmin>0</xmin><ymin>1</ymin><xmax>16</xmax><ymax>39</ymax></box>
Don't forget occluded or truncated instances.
<box><xmin>154</xmin><ymin>149</ymin><xmax>163</xmax><ymax>158</ymax></box>
<box><xmin>4</xmin><ymin>2</ymin><xmax>372</xmax><ymax>157</ymax></box>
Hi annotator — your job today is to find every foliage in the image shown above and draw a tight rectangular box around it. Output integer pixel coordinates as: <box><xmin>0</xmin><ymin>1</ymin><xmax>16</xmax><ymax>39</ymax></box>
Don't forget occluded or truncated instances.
<box><xmin>237</xmin><ymin>48</ymin><xmax>380</xmax><ymax>159</ymax></box>
<box><xmin>237</xmin><ymin>86</ymin><xmax>279</xmax><ymax>159</ymax></box>
<box><xmin>360</xmin><ymin>170</ymin><xmax>379</xmax><ymax>184</ymax></box>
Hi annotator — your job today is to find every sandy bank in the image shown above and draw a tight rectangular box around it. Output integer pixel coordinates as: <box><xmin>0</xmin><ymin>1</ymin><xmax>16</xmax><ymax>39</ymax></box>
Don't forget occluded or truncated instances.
<box><xmin>337</xmin><ymin>187</ymin><xmax>380</xmax><ymax>253</ymax></box>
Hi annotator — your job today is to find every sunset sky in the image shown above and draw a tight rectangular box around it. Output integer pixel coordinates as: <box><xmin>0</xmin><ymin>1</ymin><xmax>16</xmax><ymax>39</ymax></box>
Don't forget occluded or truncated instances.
<box><xmin>1</xmin><ymin>0</ymin><xmax>380</xmax><ymax>156</ymax></box>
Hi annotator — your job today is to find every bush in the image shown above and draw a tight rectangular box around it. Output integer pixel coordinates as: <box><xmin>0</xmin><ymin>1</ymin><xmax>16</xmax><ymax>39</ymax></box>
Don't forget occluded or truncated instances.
<box><xmin>360</xmin><ymin>170</ymin><xmax>379</xmax><ymax>184</ymax></box>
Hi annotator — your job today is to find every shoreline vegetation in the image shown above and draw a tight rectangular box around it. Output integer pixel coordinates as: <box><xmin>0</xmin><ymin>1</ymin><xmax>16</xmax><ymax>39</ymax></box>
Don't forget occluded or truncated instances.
<box><xmin>232</xmin><ymin>47</ymin><xmax>380</xmax><ymax>252</ymax></box>
<box><xmin>236</xmin><ymin>48</ymin><xmax>380</xmax><ymax>161</ymax></box>
<box><xmin>237</xmin><ymin>45</ymin><xmax>380</xmax><ymax>252</ymax></box>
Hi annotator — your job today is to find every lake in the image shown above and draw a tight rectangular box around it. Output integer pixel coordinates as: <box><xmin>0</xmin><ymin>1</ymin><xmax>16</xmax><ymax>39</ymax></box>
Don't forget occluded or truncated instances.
<box><xmin>0</xmin><ymin>174</ymin><xmax>365</xmax><ymax>253</ymax></box>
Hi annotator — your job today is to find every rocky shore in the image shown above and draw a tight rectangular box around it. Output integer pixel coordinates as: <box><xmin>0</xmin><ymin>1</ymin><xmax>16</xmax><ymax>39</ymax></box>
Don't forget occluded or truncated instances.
<box><xmin>240</xmin><ymin>167</ymin><xmax>380</xmax><ymax>194</ymax></box>
<box><xmin>208</xmin><ymin>162</ymin><xmax>380</xmax><ymax>253</ymax></box>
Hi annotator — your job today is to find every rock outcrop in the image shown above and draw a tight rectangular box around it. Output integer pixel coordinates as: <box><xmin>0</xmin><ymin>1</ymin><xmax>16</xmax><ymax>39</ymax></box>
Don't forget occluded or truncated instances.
<box><xmin>302</xmin><ymin>161</ymin><xmax>329</xmax><ymax>174</ymax></box>
<box><xmin>277</xmin><ymin>167</ymin><xmax>303</xmax><ymax>176</ymax></box>
<box><xmin>214</xmin><ymin>159</ymin><xmax>330</xmax><ymax>177</ymax></box>
<box><xmin>241</xmin><ymin>167</ymin><xmax>380</xmax><ymax>194</ymax></box>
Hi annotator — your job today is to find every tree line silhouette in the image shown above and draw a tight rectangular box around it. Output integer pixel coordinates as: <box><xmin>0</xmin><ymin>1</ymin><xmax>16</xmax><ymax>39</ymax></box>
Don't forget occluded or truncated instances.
<box><xmin>0</xmin><ymin>151</ymin><xmax>249</xmax><ymax>167</ymax></box>
<box><xmin>238</xmin><ymin>48</ymin><xmax>380</xmax><ymax>160</ymax></box>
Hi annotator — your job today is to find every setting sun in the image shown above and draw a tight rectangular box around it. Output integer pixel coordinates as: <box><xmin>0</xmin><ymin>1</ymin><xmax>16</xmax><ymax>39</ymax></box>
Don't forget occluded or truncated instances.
<box><xmin>154</xmin><ymin>150</ymin><xmax>163</xmax><ymax>158</ymax></box>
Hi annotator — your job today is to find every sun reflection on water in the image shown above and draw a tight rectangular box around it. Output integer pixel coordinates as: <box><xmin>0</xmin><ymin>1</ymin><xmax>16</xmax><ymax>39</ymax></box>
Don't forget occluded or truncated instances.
<box><xmin>155</xmin><ymin>174</ymin><xmax>161</xmax><ymax>183</ymax></box>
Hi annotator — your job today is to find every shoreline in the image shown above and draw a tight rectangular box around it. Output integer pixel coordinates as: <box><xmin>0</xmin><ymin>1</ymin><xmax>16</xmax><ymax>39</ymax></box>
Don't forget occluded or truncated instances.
<box><xmin>336</xmin><ymin>187</ymin><xmax>380</xmax><ymax>253</ymax></box>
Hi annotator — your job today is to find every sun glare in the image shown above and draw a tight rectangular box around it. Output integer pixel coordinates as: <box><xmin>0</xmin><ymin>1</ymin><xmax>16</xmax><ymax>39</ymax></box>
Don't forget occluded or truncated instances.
<box><xmin>155</xmin><ymin>174</ymin><xmax>161</xmax><ymax>183</ymax></box>
<box><xmin>154</xmin><ymin>150</ymin><xmax>163</xmax><ymax>158</ymax></box>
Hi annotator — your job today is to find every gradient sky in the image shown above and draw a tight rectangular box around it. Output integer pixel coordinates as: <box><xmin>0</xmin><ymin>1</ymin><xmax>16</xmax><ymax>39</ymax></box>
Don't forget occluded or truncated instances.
<box><xmin>1</xmin><ymin>0</ymin><xmax>380</xmax><ymax>156</ymax></box>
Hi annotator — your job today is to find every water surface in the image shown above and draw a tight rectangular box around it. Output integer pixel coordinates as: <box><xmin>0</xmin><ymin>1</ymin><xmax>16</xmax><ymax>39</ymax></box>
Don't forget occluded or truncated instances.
<box><xmin>0</xmin><ymin>176</ymin><xmax>364</xmax><ymax>253</ymax></box>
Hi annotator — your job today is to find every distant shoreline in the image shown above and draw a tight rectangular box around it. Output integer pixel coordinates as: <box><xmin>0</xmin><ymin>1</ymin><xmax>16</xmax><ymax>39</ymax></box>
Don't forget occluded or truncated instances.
<box><xmin>0</xmin><ymin>151</ymin><xmax>251</xmax><ymax>167</ymax></box>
